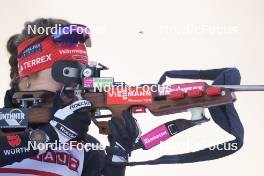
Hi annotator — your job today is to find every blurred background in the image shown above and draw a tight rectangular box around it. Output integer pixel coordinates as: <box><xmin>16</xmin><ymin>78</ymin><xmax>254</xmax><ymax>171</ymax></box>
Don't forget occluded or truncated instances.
<box><xmin>0</xmin><ymin>0</ymin><xmax>264</xmax><ymax>175</ymax></box>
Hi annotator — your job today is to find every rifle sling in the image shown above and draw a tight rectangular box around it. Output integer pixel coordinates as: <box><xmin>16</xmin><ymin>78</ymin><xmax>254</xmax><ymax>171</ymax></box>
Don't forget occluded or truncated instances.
<box><xmin>115</xmin><ymin>68</ymin><xmax>244</xmax><ymax>166</ymax></box>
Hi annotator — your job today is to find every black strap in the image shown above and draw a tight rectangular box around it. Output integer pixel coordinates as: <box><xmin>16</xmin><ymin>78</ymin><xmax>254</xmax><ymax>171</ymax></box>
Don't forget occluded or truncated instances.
<box><xmin>116</xmin><ymin>68</ymin><xmax>244</xmax><ymax>166</ymax></box>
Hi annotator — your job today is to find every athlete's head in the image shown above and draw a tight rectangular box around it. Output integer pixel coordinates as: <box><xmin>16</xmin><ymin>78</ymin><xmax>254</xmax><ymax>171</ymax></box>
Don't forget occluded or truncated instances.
<box><xmin>7</xmin><ymin>18</ymin><xmax>90</xmax><ymax>92</ymax></box>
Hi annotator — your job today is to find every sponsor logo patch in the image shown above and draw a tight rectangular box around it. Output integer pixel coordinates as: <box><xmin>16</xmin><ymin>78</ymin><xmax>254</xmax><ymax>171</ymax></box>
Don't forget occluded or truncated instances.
<box><xmin>20</xmin><ymin>43</ymin><xmax>42</xmax><ymax>58</ymax></box>
<box><xmin>140</xmin><ymin>125</ymin><xmax>170</xmax><ymax>150</ymax></box>
<box><xmin>158</xmin><ymin>82</ymin><xmax>205</xmax><ymax>95</ymax></box>
<box><xmin>3</xmin><ymin>147</ymin><xmax>29</xmax><ymax>156</ymax></box>
<box><xmin>56</xmin><ymin>123</ymin><xmax>77</xmax><ymax>139</ymax></box>
<box><xmin>18</xmin><ymin>54</ymin><xmax>52</xmax><ymax>73</ymax></box>
<box><xmin>6</xmin><ymin>135</ymin><xmax>21</xmax><ymax>147</ymax></box>
<box><xmin>59</xmin><ymin>49</ymin><xmax>87</xmax><ymax>55</ymax></box>
<box><xmin>0</xmin><ymin>108</ymin><xmax>28</xmax><ymax>128</ymax></box>
<box><xmin>83</xmin><ymin>77</ymin><xmax>114</xmax><ymax>88</ymax></box>
<box><xmin>72</xmin><ymin>55</ymin><xmax>88</xmax><ymax>61</ymax></box>
<box><xmin>32</xmin><ymin>151</ymin><xmax>80</xmax><ymax>171</ymax></box>
<box><xmin>107</xmin><ymin>87</ymin><xmax>153</xmax><ymax>105</ymax></box>
<box><xmin>69</xmin><ymin>100</ymin><xmax>91</xmax><ymax>110</ymax></box>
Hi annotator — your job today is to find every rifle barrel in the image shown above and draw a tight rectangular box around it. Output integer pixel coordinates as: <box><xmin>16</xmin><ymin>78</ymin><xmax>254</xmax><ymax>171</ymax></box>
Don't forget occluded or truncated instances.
<box><xmin>214</xmin><ymin>85</ymin><xmax>264</xmax><ymax>91</ymax></box>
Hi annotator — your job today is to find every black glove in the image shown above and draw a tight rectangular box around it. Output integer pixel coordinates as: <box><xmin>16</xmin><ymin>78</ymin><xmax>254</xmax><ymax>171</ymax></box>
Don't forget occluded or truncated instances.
<box><xmin>107</xmin><ymin>110</ymin><xmax>141</xmax><ymax>162</ymax></box>
<box><xmin>40</xmin><ymin>93</ymin><xmax>92</xmax><ymax>144</ymax></box>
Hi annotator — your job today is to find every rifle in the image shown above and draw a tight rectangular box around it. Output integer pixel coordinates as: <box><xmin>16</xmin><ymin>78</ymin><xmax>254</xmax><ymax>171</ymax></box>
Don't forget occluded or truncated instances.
<box><xmin>7</xmin><ymin>61</ymin><xmax>264</xmax><ymax>165</ymax></box>
<box><xmin>10</xmin><ymin>61</ymin><xmax>264</xmax><ymax>133</ymax></box>
<box><xmin>11</xmin><ymin>83</ymin><xmax>261</xmax><ymax>132</ymax></box>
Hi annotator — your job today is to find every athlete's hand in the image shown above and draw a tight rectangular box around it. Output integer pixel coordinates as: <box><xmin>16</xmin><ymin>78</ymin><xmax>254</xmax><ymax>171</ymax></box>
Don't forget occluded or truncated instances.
<box><xmin>106</xmin><ymin>111</ymin><xmax>141</xmax><ymax>162</ymax></box>
<box><xmin>49</xmin><ymin>99</ymin><xmax>92</xmax><ymax>143</ymax></box>
<box><xmin>39</xmin><ymin>92</ymin><xmax>93</xmax><ymax>144</ymax></box>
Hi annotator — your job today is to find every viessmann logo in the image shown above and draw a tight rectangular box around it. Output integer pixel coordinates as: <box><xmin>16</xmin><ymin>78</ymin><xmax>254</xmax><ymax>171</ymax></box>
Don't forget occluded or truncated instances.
<box><xmin>0</xmin><ymin>108</ymin><xmax>28</xmax><ymax>128</ymax></box>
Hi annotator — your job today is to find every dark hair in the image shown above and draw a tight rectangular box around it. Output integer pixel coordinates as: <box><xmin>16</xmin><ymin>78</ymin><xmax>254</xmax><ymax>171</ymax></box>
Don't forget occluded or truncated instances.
<box><xmin>6</xmin><ymin>18</ymin><xmax>70</xmax><ymax>90</ymax></box>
